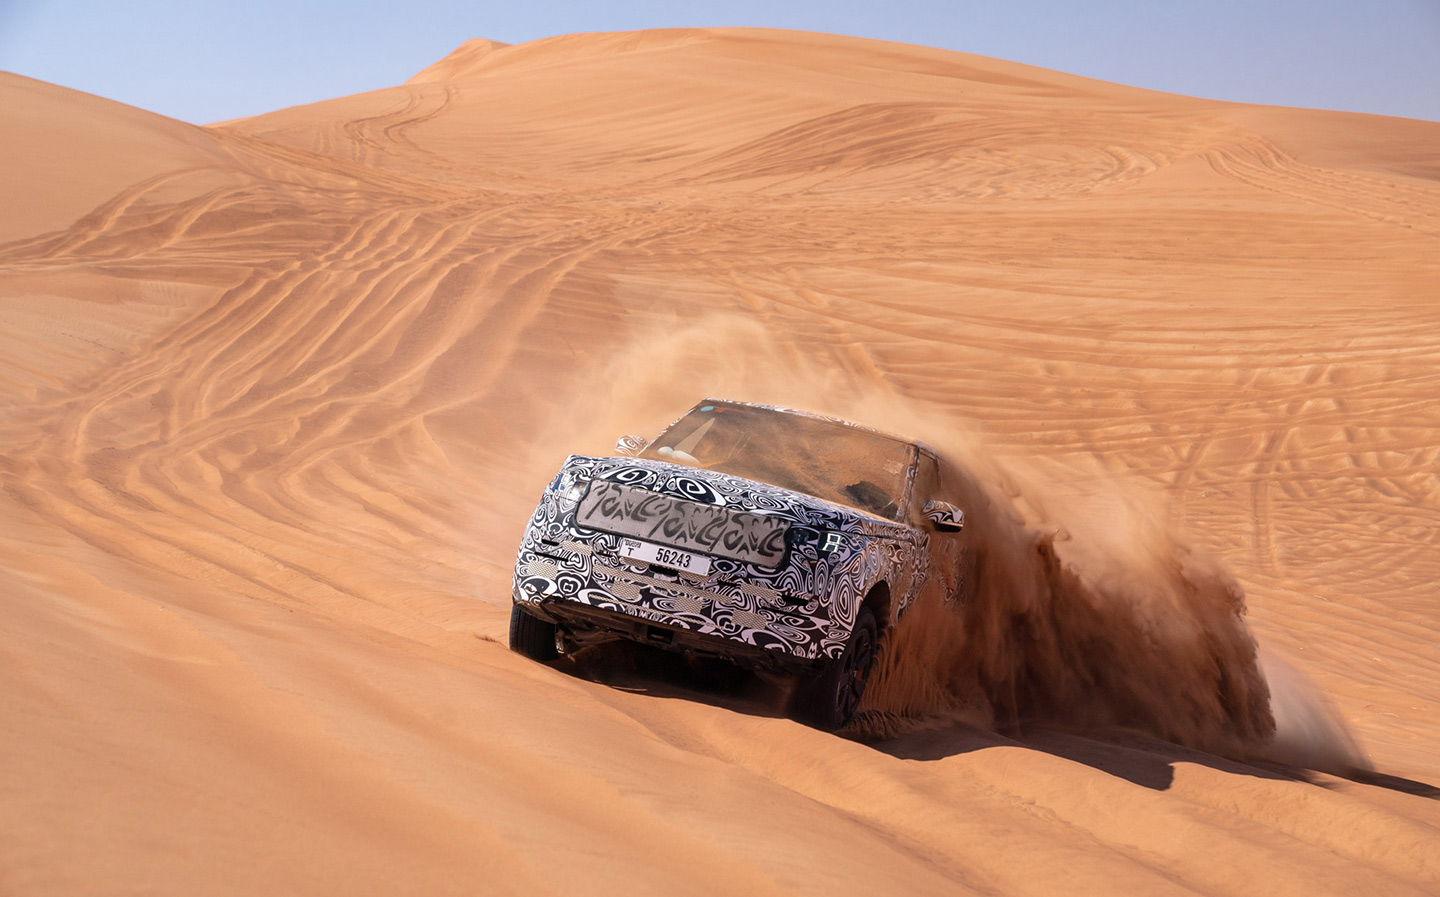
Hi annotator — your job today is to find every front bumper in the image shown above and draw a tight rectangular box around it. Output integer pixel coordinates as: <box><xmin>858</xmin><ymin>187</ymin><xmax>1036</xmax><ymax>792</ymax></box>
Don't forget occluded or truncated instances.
<box><xmin>514</xmin><ymin>524</ymin><xmax>843</xmax><ymax>655</ymax></box>
<box><xmin>516</xmin><ymin>592</ymin><xmax>825</xmax><ymax>675</ymax></box>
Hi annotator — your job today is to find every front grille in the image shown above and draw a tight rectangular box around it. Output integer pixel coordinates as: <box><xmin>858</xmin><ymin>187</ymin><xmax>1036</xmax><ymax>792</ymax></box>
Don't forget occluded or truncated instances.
<box><xmin>576</xmin><ymin>480</ymin><xmax>789</xmax><ymax>567</ymax></box>
<box><xmin>594</xmin><ymin>562</ymin><xmax>780</xmax><ymax>609</ymax></box>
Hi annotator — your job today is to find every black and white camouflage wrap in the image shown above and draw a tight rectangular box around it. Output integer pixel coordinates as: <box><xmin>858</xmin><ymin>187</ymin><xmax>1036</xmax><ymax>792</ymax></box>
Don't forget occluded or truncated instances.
<box><xmin>513</xmin><ymin>455</ymin><xmax>927</xmax><ymax>664</ymax></box>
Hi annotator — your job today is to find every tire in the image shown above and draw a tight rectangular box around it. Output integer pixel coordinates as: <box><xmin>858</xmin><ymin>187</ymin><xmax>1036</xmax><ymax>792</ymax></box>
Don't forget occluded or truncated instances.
<box><xmin>509</xmin><ymin>603</ymin><xmax>559</xmax><ymax>662</ymax></box>
<box><xmin>792</xmin><ymin>606</ymin><xmax>878</xmax><ymax>731</ymax></box>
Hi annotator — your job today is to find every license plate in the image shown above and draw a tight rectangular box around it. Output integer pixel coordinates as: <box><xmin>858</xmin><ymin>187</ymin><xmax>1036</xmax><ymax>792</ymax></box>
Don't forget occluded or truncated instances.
<box><xmin>619</xmin><ymin>538</ymin><xmax>712</xmax><ymax>576</ymax></box>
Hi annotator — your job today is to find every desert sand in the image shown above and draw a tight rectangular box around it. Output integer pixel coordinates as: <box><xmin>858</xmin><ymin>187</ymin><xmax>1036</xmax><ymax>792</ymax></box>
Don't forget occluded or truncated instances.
<box><xmin>2</xmin><ymin>27</ymin><xmax>1438</xmax><ymax>895</ymax></box>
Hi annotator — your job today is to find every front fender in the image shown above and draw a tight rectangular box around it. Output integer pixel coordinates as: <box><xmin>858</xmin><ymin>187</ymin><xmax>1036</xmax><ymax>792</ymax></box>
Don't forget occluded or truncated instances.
<box><xmin>819</xmin><ymin>536</ymin><xmax>909</xmax><ymax>658</ymax></box>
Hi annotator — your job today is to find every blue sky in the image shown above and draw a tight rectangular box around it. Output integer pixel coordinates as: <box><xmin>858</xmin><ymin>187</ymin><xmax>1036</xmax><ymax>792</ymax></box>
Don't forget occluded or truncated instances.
<box><xmin>1</xmin><ymin>0</ymin><xmax>1436</xmax><ymax>125</ymax></box>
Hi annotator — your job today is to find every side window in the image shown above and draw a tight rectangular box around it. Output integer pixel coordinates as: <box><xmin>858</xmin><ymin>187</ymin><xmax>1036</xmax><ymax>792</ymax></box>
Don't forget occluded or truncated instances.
<box><xmin>909</xmin><ymin>451</ymin><xmax>940</xmax><ymax>525</ymax></box>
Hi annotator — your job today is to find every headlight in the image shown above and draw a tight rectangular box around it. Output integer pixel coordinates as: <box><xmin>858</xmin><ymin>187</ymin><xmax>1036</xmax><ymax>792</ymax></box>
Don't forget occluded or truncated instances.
<box><xmin>555</xmin><ymin>469</ymin><xmax>589</xmax><ymax>504</ymax></box>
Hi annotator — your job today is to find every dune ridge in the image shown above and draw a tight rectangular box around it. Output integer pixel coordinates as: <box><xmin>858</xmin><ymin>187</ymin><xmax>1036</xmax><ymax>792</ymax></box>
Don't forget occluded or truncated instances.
<box><xmin>2</xmin><ymin>27</ymin><xmax>1439</xmax><ymax>896</ymax></box>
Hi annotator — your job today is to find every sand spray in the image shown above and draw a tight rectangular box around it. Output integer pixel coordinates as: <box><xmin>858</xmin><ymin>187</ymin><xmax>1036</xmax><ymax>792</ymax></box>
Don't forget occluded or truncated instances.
<box><xmin>535</xmin><ymin>312</ymin><xmax>1364</xmax><ymax>768</ymax></box>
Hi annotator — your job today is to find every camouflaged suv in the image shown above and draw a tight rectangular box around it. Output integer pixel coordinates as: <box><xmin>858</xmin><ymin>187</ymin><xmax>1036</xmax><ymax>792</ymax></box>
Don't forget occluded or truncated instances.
<box><xmin>510</xmin><ymin>399</ymin><xmax>967</xmax><ymax>730</ymax></box>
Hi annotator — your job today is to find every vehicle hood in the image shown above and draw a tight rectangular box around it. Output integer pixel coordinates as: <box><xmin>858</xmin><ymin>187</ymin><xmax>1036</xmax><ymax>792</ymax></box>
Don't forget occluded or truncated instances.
<box><xmin>556</xmin><ymin>454</ymin><xmax>911</xmax><ymax>540</ymax></box>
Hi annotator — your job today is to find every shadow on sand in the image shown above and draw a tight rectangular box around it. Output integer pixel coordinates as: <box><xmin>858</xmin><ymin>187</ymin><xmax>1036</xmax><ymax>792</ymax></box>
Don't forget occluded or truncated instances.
<box><xmin>853</xmin><ymin>715</ymin><xmax>1293</xmax><ymax>792</ymax></box>
<box><xmin>552</xmin><ymin>640</ymin><xmax>1439</xmax><ymax>800</ymax></box>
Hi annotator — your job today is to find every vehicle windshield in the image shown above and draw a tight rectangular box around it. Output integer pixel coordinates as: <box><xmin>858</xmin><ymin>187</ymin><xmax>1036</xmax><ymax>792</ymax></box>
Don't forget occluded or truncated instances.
<box><xmin>638</xmin><ymin>402</ymin><xmax>913</xmax><ymax>520</ymax></box>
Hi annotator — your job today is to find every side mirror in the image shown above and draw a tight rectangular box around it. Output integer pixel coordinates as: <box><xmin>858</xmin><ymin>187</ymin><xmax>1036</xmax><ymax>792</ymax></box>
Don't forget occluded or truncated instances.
<box><xmin>923</xmin><ymin>500</ymin><xmax>964</xmax><ymax>533</ymax></box>
<box><xmin>615</xmin><ymin>434</ymin><xmax>649</xmax><ymax>457</ymax></box>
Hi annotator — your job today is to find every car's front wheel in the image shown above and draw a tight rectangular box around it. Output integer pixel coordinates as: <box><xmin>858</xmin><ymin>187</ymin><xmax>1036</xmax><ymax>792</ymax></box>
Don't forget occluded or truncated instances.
<box><xmin>792</xmin><ymin>606</ymin><xmax>878</xmax><ymax>731</ymax></box>
<box><xmin>509</xmin><ymin>603</ymin><xmax>559</xmax><ymax>661</ymax></box>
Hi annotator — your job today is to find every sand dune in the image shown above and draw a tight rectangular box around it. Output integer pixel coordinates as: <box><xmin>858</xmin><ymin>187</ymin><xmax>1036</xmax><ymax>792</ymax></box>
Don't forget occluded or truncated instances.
<box><xmin>2</xmin><ymin>27</ymin><xmax>1438</xmax><ymax>895</ymax></box>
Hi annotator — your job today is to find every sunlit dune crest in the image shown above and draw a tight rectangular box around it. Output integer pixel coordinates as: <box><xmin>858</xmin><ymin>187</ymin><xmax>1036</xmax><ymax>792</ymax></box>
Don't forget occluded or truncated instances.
<box><xmin>2</xmin><ymin>27</ymin><xmax>1438</xmax><ymax>896</ymax></box>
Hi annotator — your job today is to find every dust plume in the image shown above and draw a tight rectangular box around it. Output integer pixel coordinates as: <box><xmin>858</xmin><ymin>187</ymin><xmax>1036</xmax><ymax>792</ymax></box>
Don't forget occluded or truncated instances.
<box><xmin>861</xmin><ymin>461</ymin><xmax>1276</xmax><ymax>758</ymax></box>
<box><xmin>1253</xmin><ymin>647</ymin><xmax>1371</xmax><ymax>776</ymax></box>
<box><xmin>534</xmin><ymin>314</ymin><xmax>1293</xmax><ymax>758</ymax></box>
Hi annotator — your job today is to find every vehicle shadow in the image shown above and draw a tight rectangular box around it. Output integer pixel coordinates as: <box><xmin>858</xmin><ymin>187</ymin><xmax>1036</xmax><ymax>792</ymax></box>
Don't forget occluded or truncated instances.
<box><xmin>852</xmin><ymin>716</ymin><xmax>1289</xmax><ymax>792</ymax></box>
<box><xmin>552</xmin><ymin>643</ymin><xmax>1439</xmax><ymax>801</ymax></box>
<box><xmin>852</xmin><ymin>713</ymin><xmax>1440</xmax><ymax>800</ymax></box>
<box><xmin>1348</xmin><ymin>770</ymin><xmax>1440</xmax><ymax>799</ymax></box>
<box><xmin>554</xmin><ymin>640</ymin><xmax>795</xmax><ymax>719</ymax></box>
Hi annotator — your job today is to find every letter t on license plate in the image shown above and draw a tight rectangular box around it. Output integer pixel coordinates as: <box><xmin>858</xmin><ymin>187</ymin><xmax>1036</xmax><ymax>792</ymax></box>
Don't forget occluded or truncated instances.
<box><xmin>619</xmin><ymin>538</ymin><xmax>712</xmax><ymax>576</ymax></box>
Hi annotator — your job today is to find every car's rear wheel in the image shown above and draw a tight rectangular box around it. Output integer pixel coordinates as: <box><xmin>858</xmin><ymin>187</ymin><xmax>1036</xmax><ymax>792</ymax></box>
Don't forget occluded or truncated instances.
<box><xmin>509</xmin><ymin>603</ymin><xmax>559</xmax><ymax>661</ymax></box>
<box><xmin>792</xmin><ymin>606</ymin><xmax>878</xmax><ymax>731</ymax></box>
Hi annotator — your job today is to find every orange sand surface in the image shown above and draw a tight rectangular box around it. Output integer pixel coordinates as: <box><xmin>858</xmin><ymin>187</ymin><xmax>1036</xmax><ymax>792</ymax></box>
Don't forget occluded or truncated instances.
<box><xmin>3</xmin><ymin>27</ymin><xmax>1438</xmax><ymax>895</ymax></box>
